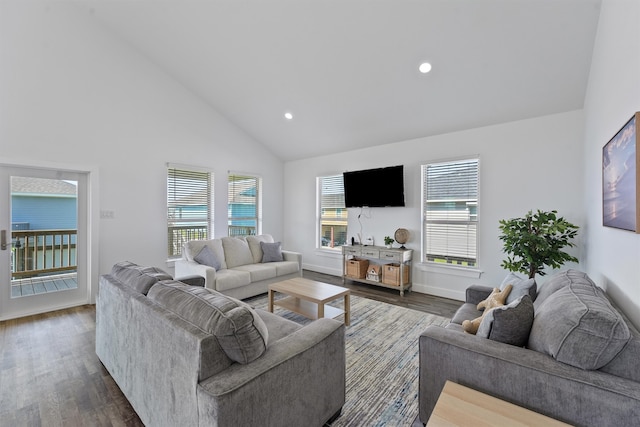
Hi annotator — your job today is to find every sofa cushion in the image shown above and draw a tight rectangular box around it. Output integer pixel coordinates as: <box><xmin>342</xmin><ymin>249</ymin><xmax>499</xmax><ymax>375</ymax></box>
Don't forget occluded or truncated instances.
<box><xmin>234</xmin><ymin>263</ymin><xmax>278</xmax><ymax>282</ymax></box>
<box><xmin>222</xmin><ymin>237</ymin><xmax>255</xmax><ymax>268</ymax></box>
<box><xmin>528</xmin><ymin>279</ymin><xmax>630</xmax><ymax>370</ymax></box>
<box><xmin>534</xmin><ymin>269</ymin><xmax>590</xmax><ymax>310</ymax></box>
<box><xmin>451</xmin><ymin>303</ymin><xmax>483</xmax><ymax>326</ymax></box>
<box><xmin>148</xmin><ymin>280</ymin><xmax>269</xmax><ymax>364</ymax></box>
<box><xmin>183</xmin><ymin>239</ymin><xmax>227</xmax><ymax>270</ymax></box>
<box><xmin>261</xmin><ymin>241</ymin><xmax>284</xmax><ymax>263</ymax></box>
<box><xmin>246</xmin><ymin>234</ymin><xmax>274</xmax><ymax>264</ymax></box>
<box><xmin>194</xmin><ymin>245</ymin><xmax>222</xmax><ymax>270</ymax></box>
<box><xmin>499</xmin><ymin>272</ymin><xmax>537</xmax><ymax>304</ymax></box>
<box><xmin>477</xmin><ymin>295</ymin><xmax>534</xmax><ymax>347</ymax></box>
<box><xmin>110</xmin><ymin>261</ymin><xmax>173</xmax><ymax>295</ymax></box>
<box><xmin>214</xmin><ymin>269</ymin><xmax>252</xmax><ymax>292</ymax></box>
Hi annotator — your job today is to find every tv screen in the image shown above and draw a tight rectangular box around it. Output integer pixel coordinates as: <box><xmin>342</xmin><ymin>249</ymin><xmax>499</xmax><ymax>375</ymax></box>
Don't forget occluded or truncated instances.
<box><xmin>343</xmin><ymin>165</ymin><xmax>405</xmax><ymax>208</ymax></box>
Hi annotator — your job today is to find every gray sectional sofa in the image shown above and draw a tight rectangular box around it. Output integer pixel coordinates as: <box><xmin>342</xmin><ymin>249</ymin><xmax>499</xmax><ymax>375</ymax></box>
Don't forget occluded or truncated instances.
<box><xmin>419</xmin><ymin>269</ymin><xmax>640</xmax><ymax>426</ymax></box>
<box><xmin>175</xmin><ymin>234</ymin><xmax>302</xmax><ymax>300</ymax></box>
<box><xmin>96</xmin><ymin>261</ymin><xmax>345</xmax><ymax>427</ymax></box>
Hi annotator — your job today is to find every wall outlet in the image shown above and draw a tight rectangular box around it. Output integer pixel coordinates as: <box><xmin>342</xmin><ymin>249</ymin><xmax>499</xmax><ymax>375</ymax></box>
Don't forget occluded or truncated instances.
<box><xmin>100</xmin><ymin>210</ymin><xmax>115</xmax><ymax>219</ymax></box>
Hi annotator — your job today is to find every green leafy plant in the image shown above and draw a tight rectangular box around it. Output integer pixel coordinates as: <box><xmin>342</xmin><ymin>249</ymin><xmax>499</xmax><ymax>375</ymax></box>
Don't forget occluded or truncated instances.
<box><xmin>498</xmin><ymin>209</ymin><xmax>579</xmax><ymax>279</ymax></box>
<box><xmin>384</xmin><ymin>236</ymin><xmax>394</xmax><ymax>246</ymax></box>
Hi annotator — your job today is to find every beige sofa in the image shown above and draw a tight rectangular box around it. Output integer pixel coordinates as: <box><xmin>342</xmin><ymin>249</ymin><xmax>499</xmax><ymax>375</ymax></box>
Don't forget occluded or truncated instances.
<box><xmin>174</xmin><ymin>234</ymin><xmax>302</xmax><ymax>300</ymax></box>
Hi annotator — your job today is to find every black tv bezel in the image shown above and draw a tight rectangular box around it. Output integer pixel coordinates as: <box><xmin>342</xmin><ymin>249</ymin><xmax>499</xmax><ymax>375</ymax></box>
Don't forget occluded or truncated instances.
<box><xmin>343</xmin><ymin>165</ymin><xmax>405</xmax><ymax>208</ymax></box>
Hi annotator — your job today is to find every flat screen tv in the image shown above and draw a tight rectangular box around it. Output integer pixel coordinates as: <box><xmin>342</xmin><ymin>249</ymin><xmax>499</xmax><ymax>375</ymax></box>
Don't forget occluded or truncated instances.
<box><xmin>343</xmin><ymin>165</ymin><xmax>405</xmax><ymax>208</ymax></box>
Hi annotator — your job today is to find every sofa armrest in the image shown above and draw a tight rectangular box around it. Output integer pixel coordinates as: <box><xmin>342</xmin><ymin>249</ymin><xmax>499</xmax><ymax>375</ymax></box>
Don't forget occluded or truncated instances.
<box><xmin>419</xmin><ymin>325</ymin><xmax>640</xmax><ymax>426</ymax></box>
<box><xmin>175</xmin><ymin>275</ymin><xmax>206</xmax><ymax>287</ymax></box>
<box><xmin>465</xmin><ymin>284</ymin><xmax>494</xmax><ymax>304</ymax></box>
<box><xmin>174</xmin><ymin>259</ymin><xmax>218</xmax><ymax>289</ymax></box>
<box><xmin>197</xmin><ymin>318</ymin><xmax>345</xmax><ymax>426</ymax></box>
<box><xmin>282</xmin><ymin>250</ymin><xmax>302</xmax><ymax>272</ymax></box>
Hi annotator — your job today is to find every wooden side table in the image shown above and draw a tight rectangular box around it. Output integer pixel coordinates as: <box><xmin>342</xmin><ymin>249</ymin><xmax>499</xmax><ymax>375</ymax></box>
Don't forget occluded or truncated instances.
<box><xmin>427</xmin><ymin>381</ymin><xmax>571</xmax><ymax>426</ymax></box>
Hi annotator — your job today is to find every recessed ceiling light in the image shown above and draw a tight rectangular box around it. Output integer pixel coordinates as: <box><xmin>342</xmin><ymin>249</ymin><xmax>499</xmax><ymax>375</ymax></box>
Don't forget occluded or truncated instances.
<box><xmin>284</xmin><ymin>112</ymin><xmax>293</xmax><ymax>120</ymax></box>
<box><xmin>419</xmin><ymin>62</ymin><xmax>432</xmax><ymax>74</ymax></box>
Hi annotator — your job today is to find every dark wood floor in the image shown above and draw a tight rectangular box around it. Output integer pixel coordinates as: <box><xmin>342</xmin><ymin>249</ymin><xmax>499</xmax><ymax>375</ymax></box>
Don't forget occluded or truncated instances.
<box><xmin>0</xmin><ymin>270</ymin><xmax>460</xmax><ymax>426</ymax></box>
<box><xmin>305</xmin><ymin>270</ymin><xmax>460</xmax><ymax>318</ymax></box>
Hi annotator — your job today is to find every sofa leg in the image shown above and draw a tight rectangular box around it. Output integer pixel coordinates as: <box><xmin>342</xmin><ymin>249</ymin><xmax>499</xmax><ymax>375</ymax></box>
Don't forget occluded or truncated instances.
<box><xmin>324</xmin><ymin>408</ymin><xmax>342</xmax><ymax>425</ymax></box>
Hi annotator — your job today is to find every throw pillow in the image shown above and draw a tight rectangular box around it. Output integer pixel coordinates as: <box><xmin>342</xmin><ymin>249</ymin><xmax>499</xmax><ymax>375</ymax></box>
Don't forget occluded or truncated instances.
<box><xmin>500</xmin><ymin>272</ymin><xmax>537</xmax><ymax>304</ymax></box>
<box><xmin>260</xmin><ymin>241</ymin><xmax>284</xmax><ymax>263</ymax></box>
<box><xmin>148</xmin><ymin>281</ymin><xmax>269</xmax><ymax>364</ymax></box>
<box><xmin>528</xmin><ymin>279</ymin><xmax>630</xmax><ymax>370</ymax></box>
<box><xmin>477</xmin><ymin>295</ymin><xmax>534</xmax><ymax>347</ymax></box>
<box><xmin>194</xmin><ymin>245</ymin><xmax>221</xmax><ymax>270</ymax></box>
<box><xmin>246</xmin><ymin>234</ymin><xmax>275</xmax><ymax>264</ymax></box>
<box><xmin>462</xmin><ymin>284</ymin><xmax>512</xmax><ymax>334</ymax></box>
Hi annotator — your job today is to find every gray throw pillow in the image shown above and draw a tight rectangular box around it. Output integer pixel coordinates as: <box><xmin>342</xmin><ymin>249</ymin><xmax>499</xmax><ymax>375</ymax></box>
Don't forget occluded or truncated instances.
<box><xmin>194</xmin><ymin>245</ymin><xmax>221</xmax><ymax>270</ymax></box>
<box><xmin>528</xmin><ymin>279</ymin><xmax>630</xmax><ymax>370</ymax></box>
<box><xmin>260</xmin><ymin>241</ymin><xmax>283</xmax><ymax>263</ymax></box>
<box><xmin>477</xmin><ymin>295</ymin><xmax>534</xmax><ymax>347</ymax></box>
<box><xmin>500</xmin><ymin>272</ymin><xmax>537</xmax><ymax>304</ymax></box>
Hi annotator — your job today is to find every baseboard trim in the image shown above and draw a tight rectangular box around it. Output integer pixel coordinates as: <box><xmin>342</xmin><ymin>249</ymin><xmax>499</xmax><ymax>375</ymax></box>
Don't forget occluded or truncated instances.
<box><xmin>411</xmin><ymin>282</ymin><xmax>464</xmax><ymax>301</ymax></box>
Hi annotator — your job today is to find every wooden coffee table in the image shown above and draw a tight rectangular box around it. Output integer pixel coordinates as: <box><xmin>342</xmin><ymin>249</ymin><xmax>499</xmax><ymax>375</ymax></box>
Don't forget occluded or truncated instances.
<box><xmin>268</xmin><ymin>277</ymin><xmax>351</xmax><ymax>326</ymax></box>
<box><xmin>427</xmin><ymin>381</ymin><xmax>570</xmax><ymax>426</ymax></box>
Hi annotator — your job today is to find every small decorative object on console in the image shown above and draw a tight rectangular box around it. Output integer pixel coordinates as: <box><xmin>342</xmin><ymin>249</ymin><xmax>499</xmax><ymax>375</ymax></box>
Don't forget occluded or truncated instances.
<box><xmin>366</xmin><ymin>265</ymin><xmax>382</xmax><ymax>282</ymax></box>
<box><xmin>394</xmin><ymin>228</ymin><xmax>409</xmax><ymax>249</ymax></box>
<box><xmin>383</xmin><ymin>236</ymin><xmax>394</xmax><ymax>248</ymax></box>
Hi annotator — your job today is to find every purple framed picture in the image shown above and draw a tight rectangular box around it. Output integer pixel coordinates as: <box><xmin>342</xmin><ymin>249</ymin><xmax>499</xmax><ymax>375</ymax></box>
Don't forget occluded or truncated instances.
<box><xmin>603</xmin><ymin>112</ymin><xmax>640</xmax><ymax>232</ymax></box>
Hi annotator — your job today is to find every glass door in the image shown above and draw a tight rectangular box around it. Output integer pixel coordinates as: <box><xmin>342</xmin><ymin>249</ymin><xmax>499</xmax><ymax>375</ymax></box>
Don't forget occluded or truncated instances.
<box><xmin>0</xmin><ymin>166</ymin><xmax>89</xmax><ymax>320</ymax></box>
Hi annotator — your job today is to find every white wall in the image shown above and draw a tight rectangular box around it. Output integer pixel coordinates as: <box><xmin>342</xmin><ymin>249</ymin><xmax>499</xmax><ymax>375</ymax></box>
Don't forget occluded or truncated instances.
<box><xmin>0</xmin><ymin>2</ymin><xmax>285</xmax><ymax>300</ymax></box>
<box><xmin>284</xmin><ymin>110</ymin><xmax>585</xmax><ymax>300</ymax></box>
<box><xmin>582</xmin><ymin>0</ymin><xmax>640</xmax><ymax>327</ymax></box>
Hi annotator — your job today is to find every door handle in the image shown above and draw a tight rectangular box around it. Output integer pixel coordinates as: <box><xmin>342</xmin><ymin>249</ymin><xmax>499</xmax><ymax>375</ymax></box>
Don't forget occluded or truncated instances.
<box><xmin>1</xmin><ymin>230</ymin><xmax>6</xmax><ymax>250</ymax></box>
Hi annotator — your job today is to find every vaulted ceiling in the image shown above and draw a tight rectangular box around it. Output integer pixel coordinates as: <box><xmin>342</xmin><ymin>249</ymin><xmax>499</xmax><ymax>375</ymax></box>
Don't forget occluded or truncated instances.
<box><xmin>75</xmin><ymin>0</ymin><xmax>601</xmax><ymax>161</ymax></box>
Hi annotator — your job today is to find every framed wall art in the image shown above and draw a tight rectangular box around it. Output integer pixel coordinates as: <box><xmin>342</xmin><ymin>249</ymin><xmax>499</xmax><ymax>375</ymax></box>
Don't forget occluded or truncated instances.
<box><xmin>603</xmin><ymin>112</ymin><xmax>640</xmax><ymax>232</ymax></box>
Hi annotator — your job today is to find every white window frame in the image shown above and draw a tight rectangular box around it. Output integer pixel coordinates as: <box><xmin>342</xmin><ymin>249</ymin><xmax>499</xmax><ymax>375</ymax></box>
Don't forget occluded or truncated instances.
<box><xmin>317</xmin><ymin>174</ymin><xmax>347</xmax><ymax>251</ymax></box>
<box><xmin>167</xmin><ymin>163</ymin><xmax>213</xmax><ymax>259</ymax></box>
<box><xmin>227</xmin><ymin>172</ymin><xmax>262</xmax><ymax>237</ymax></box>
<box><xmin>421</xmin><ymin>157</ymin><xmax>480</xmax><ymax>270</ymax></box>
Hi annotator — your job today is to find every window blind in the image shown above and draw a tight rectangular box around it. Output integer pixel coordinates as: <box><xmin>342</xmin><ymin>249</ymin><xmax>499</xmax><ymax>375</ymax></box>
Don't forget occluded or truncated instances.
<box><xmin>422</xmin><ymin>158</ymin><xmax>479</xmax><ymax>267</ymax></box>
<box><xmin>167</xmin><ymin>166</ymin><xmax>213</xmax><ymax>258</ymax></box>
<box><xmin>319</xmin><ymin>175</ymin><xmax>347</xmax><ymax>248</ymax></box>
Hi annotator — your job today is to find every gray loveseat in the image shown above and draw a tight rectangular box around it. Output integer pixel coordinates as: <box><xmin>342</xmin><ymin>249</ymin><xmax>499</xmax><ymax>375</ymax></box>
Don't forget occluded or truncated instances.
<box><xmin>96</xmin><ymin>261</ymin><xmax>345</xmax><ymax>427</ymax></box>
<box><xmin>419</xmin><ymin>269</ymin><xmax>640</xmax><ymax>426</ymax></box>
<box><xmin>175</xmin><ymin>234</ymin><xmax>302</xmax><ymax>300</ymax></box>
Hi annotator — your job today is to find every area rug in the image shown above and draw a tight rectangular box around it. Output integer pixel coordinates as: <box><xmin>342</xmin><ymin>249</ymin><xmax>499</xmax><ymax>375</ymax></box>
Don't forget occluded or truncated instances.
<box><xmin>245</xmin><ymin>294</ymin><xmax>450</xmax><ymax>426</ymax></box>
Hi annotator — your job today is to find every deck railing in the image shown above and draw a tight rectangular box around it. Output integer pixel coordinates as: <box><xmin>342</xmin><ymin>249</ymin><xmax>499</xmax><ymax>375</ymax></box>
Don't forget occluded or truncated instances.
<box><xmin>168</xmin><ymin>225</ymin><xmax>258</xmax><ymax>257</ymax></box>
<box><xmin>11</xmin><ymin>229</ymin><xmax>77</xmax><ymax>279</ymax></box>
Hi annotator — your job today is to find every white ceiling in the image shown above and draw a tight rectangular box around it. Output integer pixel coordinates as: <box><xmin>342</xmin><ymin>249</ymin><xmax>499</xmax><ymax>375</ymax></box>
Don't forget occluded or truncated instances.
<box><xmin>75</xmin><ymin>0</ymin><xmax>601</xmax><ymax>161</ymax></box>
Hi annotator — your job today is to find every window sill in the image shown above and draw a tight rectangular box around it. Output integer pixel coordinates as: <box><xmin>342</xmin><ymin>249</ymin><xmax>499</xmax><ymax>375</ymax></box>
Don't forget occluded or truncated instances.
<box><xmin>315</xmin><ymin>248</ymin><xmax>343</xmax><ymax>258</ymax></box>
<box><xmin>418</xmin><ymin>262</ymin><xmax>483</xmax><ymax>279</ymax></box>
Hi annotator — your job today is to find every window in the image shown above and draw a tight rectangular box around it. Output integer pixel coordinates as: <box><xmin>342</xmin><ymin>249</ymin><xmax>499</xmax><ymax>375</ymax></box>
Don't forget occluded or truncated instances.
<box><xmin>167</xmin><ymin>165</ymin><xmax>213</xmax><ymax>259</ymax></box>
<box><xmin>318</xmin><ymin>175</ymin><xmax>347</xmax><ymax>249</ymax></box>
<box><xmin>422</xmin><ymin>158</ymin><xmax>479</xmax><ymax>267</ymax></box>
<box><xmin>228</xmin><ymin>173</ymin><xmax>261</xmax><ymax>237</ymax></box>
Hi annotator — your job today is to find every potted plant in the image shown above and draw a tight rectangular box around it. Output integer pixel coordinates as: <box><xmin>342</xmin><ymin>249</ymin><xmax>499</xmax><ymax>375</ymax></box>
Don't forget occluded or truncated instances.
<box><xmin>383</xmin><ymin>236</ymin><xmax>394</xmax><ymax>248</ymax></box>
<box><xmin>498</xmin><ymin>209</ymin><xmax>579</xmax><ymax>279</ymax></box>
